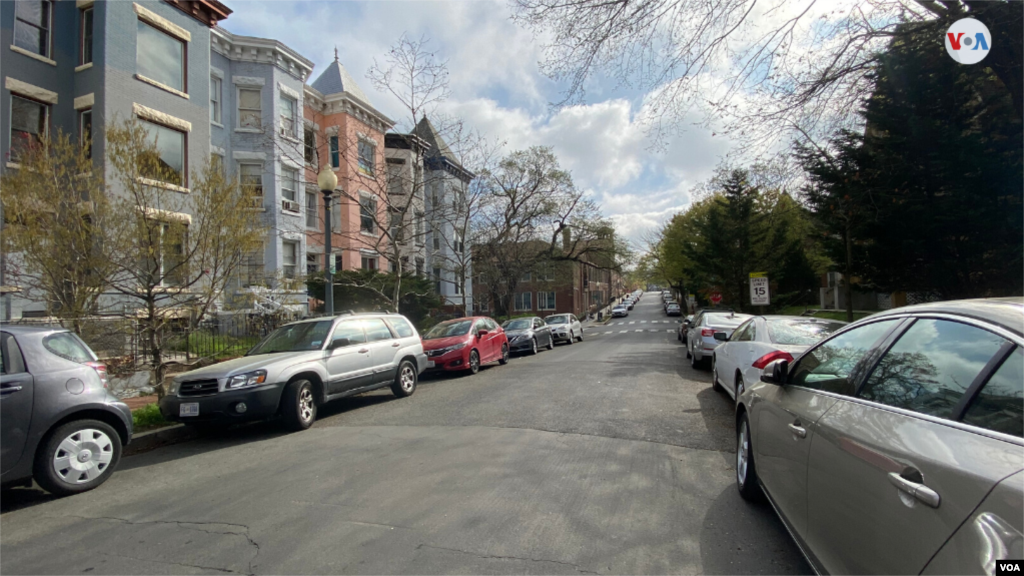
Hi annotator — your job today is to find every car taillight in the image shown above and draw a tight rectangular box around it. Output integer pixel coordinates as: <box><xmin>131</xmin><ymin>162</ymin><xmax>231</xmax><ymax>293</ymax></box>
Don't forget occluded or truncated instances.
<box><xmin>85</xmin><ymin>361</ymin><xmax>109</xmax><ymax>388</ymax></box>
<box><xmin>701</xmin><ymin>328</ymin><xmax>715</xmax><ymax>337</ymax></box>
<box><xmin>752</xmin><ymin>351</ymin><xmax>794</xmax><ymax>370</ymax></box>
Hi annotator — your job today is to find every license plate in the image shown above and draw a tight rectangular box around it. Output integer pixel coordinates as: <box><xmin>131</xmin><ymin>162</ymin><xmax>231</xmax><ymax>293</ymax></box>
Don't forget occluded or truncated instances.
<box><xmin>179</xmin><ymin>403</ymin><xmax>199</xmax><ymax>417</ymax></box>
<box><xmin>426</xmin><ymin>361</ymin><xmax>435</xmax><ymax>368</ymax></box>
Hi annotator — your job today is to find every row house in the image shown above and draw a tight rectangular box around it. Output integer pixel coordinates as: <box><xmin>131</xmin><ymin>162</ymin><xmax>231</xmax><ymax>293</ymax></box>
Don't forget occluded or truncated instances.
<box><xmin>209</xmin><ymin>27</ymin><xmax>314</xmax><ymax>311</ymax></box>
<box><xmin>473</xmin><ymin>259</ymin><xmax>624</xmax><ymax>320</ymax></box>
<box><xmin>1</xmin><ymin>0</ymin><xmax>231</xmax><ymax>319</ymax></box>
<box><xmin>383</xmin><ymin>132</ymin><xmax>428</xmax><ymax>277</ymax></box>
<box><xmin>303</xmin><ymin>54</ymin><xmax>394</xmax><ymax>289</ymax></box>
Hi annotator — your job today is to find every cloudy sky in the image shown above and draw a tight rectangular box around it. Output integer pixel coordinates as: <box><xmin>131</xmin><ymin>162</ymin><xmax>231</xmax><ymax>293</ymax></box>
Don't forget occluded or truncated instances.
<box><xmin>224</xmin><ymin>1</ymin><xmax>739</xmax><ymax>249</ymax></box>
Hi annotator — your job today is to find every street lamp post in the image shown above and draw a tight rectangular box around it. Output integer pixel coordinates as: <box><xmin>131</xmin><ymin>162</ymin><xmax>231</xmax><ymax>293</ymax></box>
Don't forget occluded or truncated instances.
<box><xmin>317</xmin><ymin>166</ymin><xmax>339</xmax><ymax>317</ymax></box>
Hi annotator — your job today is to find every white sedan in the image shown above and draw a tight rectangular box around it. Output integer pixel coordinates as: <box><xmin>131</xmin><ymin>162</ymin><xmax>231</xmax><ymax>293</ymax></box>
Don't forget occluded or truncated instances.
<box><xmin>711</xmin><ymin>315</ymin><xmax>847</xmax><ymax>403</ymax></box>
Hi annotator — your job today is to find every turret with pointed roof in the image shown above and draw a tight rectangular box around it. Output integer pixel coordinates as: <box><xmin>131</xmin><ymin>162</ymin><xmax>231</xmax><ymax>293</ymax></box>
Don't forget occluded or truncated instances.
<box><xmin>309</xmin><ymin>50</ymin><xmax>372</xmax><ymax>106</ymax></box>
<box><xmin>414</xmin><ymin>117</ymin><xmax>474</xmax><ymax>182</ymax></box>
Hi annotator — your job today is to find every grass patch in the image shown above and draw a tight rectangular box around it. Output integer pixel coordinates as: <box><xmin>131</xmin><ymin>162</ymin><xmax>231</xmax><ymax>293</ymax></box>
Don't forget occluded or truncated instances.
<box><xmin>132</xmin><ymin>403</ymin><xmax>169</xmax><ymax>433</ymax></box>
<box><xmin>167</xmin><ymin>332</ymin><xmax>261</xmax><ymax>360</ymax></box>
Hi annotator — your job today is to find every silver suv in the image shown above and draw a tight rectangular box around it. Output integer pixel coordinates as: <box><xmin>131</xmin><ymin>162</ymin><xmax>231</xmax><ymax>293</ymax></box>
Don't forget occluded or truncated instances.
<box><xmin>160</xmin><ymin>313</ymin><xmax>428</xmax><ymax>431</ymax></box>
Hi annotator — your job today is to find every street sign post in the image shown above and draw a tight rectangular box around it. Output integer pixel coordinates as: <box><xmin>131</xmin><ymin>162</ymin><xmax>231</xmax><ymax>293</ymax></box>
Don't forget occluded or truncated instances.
<box><xmin>750</xmin><ymin>272</ymin><xmax>770</xmax><ymax>306</ymax></box>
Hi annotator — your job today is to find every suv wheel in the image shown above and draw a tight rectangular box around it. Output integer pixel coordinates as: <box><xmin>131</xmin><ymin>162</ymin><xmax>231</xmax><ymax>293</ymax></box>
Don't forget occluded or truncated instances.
<box><xmin>282</xmin><ymin>379</ymin><xmax>316</xmax><ymax>431</ymax></box>
<box><xmin>391</xmin><ymin>360</ymin><xmax>417</xmax><ymax>398</ymax></box>
<box><xmin>736</xmin><ymin>413</ymin><xmax>762</xmax><ymax>501</ymax></box>
<box><xmin>35</xmin><ymin>419</ymin><xmax>121</xmax><ymax>496</ymax></box>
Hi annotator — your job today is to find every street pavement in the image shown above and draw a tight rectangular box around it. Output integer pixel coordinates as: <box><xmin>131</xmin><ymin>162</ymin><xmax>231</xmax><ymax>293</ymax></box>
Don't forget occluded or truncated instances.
<box><xmin>1</xmin><ymin>293</ymin><xmax>810</xmax><ymax>575</ymax></box>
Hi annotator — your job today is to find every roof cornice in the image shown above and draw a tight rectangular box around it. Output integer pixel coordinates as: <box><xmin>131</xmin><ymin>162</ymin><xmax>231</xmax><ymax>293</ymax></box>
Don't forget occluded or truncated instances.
<box><xmin>164</xmin><ymin>0</ymin><xmax>232</xmax><ymax>27</ymax></box>
<box><xmin>303</xmin><ymin>86</ymin><xmax>395</xmax><ymax>134</ymax></box>
<box><xmin>211</xmin><ymin>27</ymin><xmax>314</xmax><ymax>81</ymax></box>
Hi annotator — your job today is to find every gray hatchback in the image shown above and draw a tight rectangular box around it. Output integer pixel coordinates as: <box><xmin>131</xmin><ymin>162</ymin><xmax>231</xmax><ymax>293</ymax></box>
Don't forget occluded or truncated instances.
<box><xmin>735</xmin><ymin>298</ymin><xmax>1024</xmax><ymax>575</ymax></box>
<box><xmin>0</xmin><ymin>326</ymin><xmax>132</xmax><ymax>496</ymax></box>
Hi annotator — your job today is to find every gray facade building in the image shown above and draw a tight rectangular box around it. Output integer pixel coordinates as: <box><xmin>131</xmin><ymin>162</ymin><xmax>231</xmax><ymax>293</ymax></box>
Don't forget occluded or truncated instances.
<box><xmin>384</xmin><ymin>133</ymin><xmax>427</xmax><ymax>278</ymax></box>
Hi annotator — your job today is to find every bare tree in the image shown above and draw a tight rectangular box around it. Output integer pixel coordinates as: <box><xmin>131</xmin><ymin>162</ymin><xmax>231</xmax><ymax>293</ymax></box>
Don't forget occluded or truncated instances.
<box><xmin>103</xmin><ymin>120</ymin><xmax>267</xmax><ymax>396</ymax></box>
<box><xmin>511</xmin><ymin>0</ymin><xmax>1022</xmax><ymax>151</ymax></box>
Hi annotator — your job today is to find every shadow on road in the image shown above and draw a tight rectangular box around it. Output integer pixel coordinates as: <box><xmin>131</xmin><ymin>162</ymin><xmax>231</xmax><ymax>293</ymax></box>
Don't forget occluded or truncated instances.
<box><xmin>699</xmin><ymin>484</ymin><xmax>813</xmax><ymax>575</ymax></box>
<box><xmin>0</xmin><ymin>487</ymin><xmax>59</xmax><ymax>514</ymax></box>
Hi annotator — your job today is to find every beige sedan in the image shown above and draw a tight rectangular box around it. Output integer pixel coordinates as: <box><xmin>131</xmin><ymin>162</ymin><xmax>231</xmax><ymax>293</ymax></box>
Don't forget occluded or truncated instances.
<box><xmin>735</xmin><ymin>298</ymin><xmax>1023</xmax><ymax>575</ymax></box>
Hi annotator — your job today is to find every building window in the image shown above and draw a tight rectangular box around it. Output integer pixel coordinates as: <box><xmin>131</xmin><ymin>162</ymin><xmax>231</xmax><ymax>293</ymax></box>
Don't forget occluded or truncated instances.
<box><xmin>306</xmin><ymin>253</ymin><xmax>319</xmax><ymax>275</ymax></box>
<box><xmin>14</xmin><ymin>1</ymin><xmax>52</xmax><ymax>58</ymax></box>
<box><xmin>521</xmin><ymin>272</ymin><xmax>532</xmax><ymax>282</ymax></box>
<box><xmin>137</xmin><ymin>20</ymin><xmax>185</xmax><ymax>93</ymax></box>
<box><xmin>282</xmin><ymin>241</ymin><xmax>298</xmax><ymax>278</ymax></box>
<box><xmin>281</xmin><ymin>167</ymin><xmax>298</xmax><ymax>202</ymax></box>
<box><xmin>477</xmin><ymin>298</ymin><xmax>488</xmax><ymax>313</ymax></box>
<box><xmin>239</xmin><ymin>163</ymin><xmax>263</xmax><ymax>206</ymax></box>
<box><xmin>415</xmin><ymin>212</ymin><xmax>425</xmax><ymax>246</ymax></box>
<box><xmin>79</xmin><ymin>109</ymin><xmax>92</xmax><ymax>159</ymax></box>
<box><xmin>238</xmin><ymin>88</ymin><xmax>261</xmax><ymax>129</ymax></box>
<box><xmin>514</xmin><ymin>292</ymin><xmax>533</xmax><ymax>312</ymax></box>
<box><xmin>358</xmin><ymin>138</ymin><xmax>375</xmax><ymax>176</ymax></box>
<box><xmin>329</xmin><ymin>135</ymin><xmax>339</xmax><ymax>168</ymax></box>
<box><xmin>9</xmin><ymin>95</ymin><xmax>47</xmax><ymax>162</ymax></box>
<box><xmin>210</xmin><ymin>76</ymin><xmax>222</xmax><ymax>124</ymax></box>
<box><xmin>360</xmin><ymin>194</ymin><xmax>377</xmax><ymax>234</ymax></box>
<box><xmin>361</xmin><ymin>256</ymin><xmax>378</xmax><ymax>271</ymax></box>
<box><xmin>455</xmin><ymin>231</ymin><xmax>465</xmax><ymax>254</ymax></box>
<box><xmin>279</xmin><ymin>95</ymin><xmax>296</xmax><ymax>137</ymax></box>
<box><xmin>538</xmin><ymin>291</ymin><xmax>556</xmax><ymax>310</ymax></box>
<box><xmin>239</xmin><ymin>247</ymin><xmax>264</xmax><ymax>287</ymax></box>
<box><xmin>139</xmin><ymin>119</ymin><xmax>186</xmax><ymax>186</ymax></box>
<box><xmin>304</xmin><ymin>127</ymin><xmax>315</xmax><ymax>164</ymax></box>
<box><xmin>390</xmin><ymin>209</ymin><xmax>403</xmax><ymax>243</ymax></box>
<box><xmin>140</xmin><ymin>222</ymin><xmax>187</xmax><ymax>287</ymax></box>
<box><xmin>80</xmin><ymin>6</ymin><xmax>93</xmax><ymax>65</ymax></box>
<box><xmin>454</xmin><ymin>280</ymin><xmax>461</xmax><ymax>295</ymax></box>
<box><xmin>433</xmin><ymin>267</ymin><xmax>442</xmax><ymax>293</ymax></box>
<box><xmin>332</xmin><ymin>196</ymin><xmax>341</xmax><ymax>232</ymax></box>
<box><xmin>212</xmin><ymin>153</ymin><xmax>224</xmax><ymax>175</ymax></box>
<box><xmin>305</xmin><ymin>191</ymin><xmax>318</xmax><ymax>229</ymax></box>
<box><xmin>432</xmin><ymin>225</ymin><xmax>440</xmax><ymax>250</ymax></box>
<box><xmin>415</xmin><ymin>258</ymin><xmax>424</xmax><ymax>277</ymax></box>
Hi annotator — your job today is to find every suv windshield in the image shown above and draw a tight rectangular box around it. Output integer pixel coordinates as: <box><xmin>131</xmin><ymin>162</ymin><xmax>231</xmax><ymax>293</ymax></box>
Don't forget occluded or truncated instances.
<box><xmin>768</xmin><ymin>319</ymin><xmax>847</xmax><ymax>346</ymax></box>
<box><xmin>545</xmin><ymin>316</ymin><xmax>568</xmax><ymax>325</ymax></box>
<box><xmin>425</xmin><ymin>320</ymin><xmax>474</xmax><ymax>339</ymax></box>
<box><xmin>503</xmin><ymin>319</ymin><xmax>532</xmax><ymax>330</ymax></box>
<box><xmin>248</xmin><ymin>321</ymin><xmax>333</xmax><ymax>355</ymax></box>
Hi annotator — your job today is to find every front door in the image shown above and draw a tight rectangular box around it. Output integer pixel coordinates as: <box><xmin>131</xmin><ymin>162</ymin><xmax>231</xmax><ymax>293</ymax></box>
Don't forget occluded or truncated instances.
<box><xmin>805</xmin><ymin>319</ymin><xmax>1022</xmax><ymax>575</ymax></box>
<box><xmin>755</xmin><ymin>318</ymin><xmax>901</xmax><ymax>539</ymax></box>
<box><xmin>324</xmin><ymin>320</ymin><xmax>371</xmax><ymax>394</ymax></box>
<box><xmin>1</xmin><ymin>332</ymin><xmax>34</xmax><ymax>475</ymax></box>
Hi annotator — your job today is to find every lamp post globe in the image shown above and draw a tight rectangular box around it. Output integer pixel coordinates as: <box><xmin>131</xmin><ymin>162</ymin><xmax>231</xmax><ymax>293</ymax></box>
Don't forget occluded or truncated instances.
<box><xmin>318</xmin><ymin>166</ymin><xmax>338</xmax><ymax>317</ymax></box>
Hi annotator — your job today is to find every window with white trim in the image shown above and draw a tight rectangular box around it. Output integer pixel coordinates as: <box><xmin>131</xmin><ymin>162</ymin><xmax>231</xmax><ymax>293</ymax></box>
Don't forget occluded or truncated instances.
<box><xmin>79</xmin><ymin>109</ymin><xmax>92</xmax><ymax>159</ymax></box>
<box><xmin>282</xmin><ymin>241</ymin><xmax>298</xmax><ymax>278</ymax></box>
<box><xmin>238</xmin><ymin>88</ymin><xmax>261</xmax><ymax>129</ymax></box>
<box><xmin>281</xmin><ymin>166</ymin><xmax>298</xmax><ymax>202</ymax></box>
<box><xmin>239</xmin><ymin>163</ymin><xmax>263</xmax><ymax>206</ymax></box>
<box><xmin>305</xmin><ymin>191</ymin><xmax>318</xmax><ymax>229</ymax></box>
<box><xmin>139</xmin><ymin>119</ymin><xmax>186</xmax><ymax>186</ymax></box>
<box><xmin>514</xmin><ymin>292</ymin><xmax>533</xmax><ymax>312</ymax></box>
<box><xmin>137</xmin><ymin>19</ymin><xmax>185</xmax><ymax>92</ymax></box>
<box><xmin>15</xmin><ymin>0</ymin><xmax>52</xmax><ymax>58</ymax></box>
<box><xmin>10</xmin><ymin>95</ymin><xmax>47</xmax><ymax>163</ymax></box>
<box><xmin>361</xmin><ymin>256</ymin><xmax>378</xmax><ymax>271</ymax></box>
<box><xmin>538</xmin><ymin>291</ymin><xmax>556</xmax><ymax>310</ymax></box>
<box><xmin>139</xmin><ymin>221</ymin><xmax>187</xmax><ymax>287</ymax></box>
<box><xmin>360</xmin><ymin>194</ymin><xmax>377</xmax><ymax>234</ymax></box>
<box><xmin>279</xmin><ymin>95</ymin><xmax>296</xmax><ymax>138</ymax></box>
<box><xmin>304</xmin><ymin>127</ymin><xmax>315</xmax><ymax>164</ymax></box>
<box><xmin>433</xmin><ymin>267</ymin><xmax>442</xmax><ymax>293</ymax></box>
<box><xmin>358</xmin><ymin>138</ymin><xmax>375</xmax><ymax>175</ymax></box>
<box><xmin>210</xmin><ymin>76</ymin><xmax>222</xmax><ymax>124</ymax></box>
<box><xmin>80</xmin><ymin>6</ymin><xmax>93</xmax><ymax>65</ymax></box>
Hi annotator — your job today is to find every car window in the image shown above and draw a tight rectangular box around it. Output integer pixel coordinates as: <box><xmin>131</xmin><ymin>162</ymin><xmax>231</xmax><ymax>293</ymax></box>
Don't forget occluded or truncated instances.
<box><xmin>859</xmin><ymin>319</ymin><xmax>1007</xmax><ymax>419</ymax></box>
<box><xmin>1</xmin><ymin>332</ymin><xmax>27</xmax><ymax>375</ymax></box>
<box><xmin>488</xmin><ymin>319</ymin><xmax>500</xmax><ymax>330</ymax></box>
<box><xmin>387</xmin><ymin>317</ymin><xmax>415</xmax><ymax>339</ymax></box>
<box><xmin>534</xmin><ymin>319</ymin><xmax>545</xmax><ymax>329</ymax></box>
<box><xmin>42</xmin><ymin>332</ymin><xmax>96</xmax><ymax>363</ymax></box>
<box><xmin>767</xmin><ymin>319</ymin><xmax>848</xmax><ymax>346</ymax></box>
<box><xmin>789</xmin><ymin>319</ymin><xmax>900</xmax><ymax>395</ymax></box>
<box><xmin>362</xmin><ymin>318</ymin><xmax>394</xmax><ymax>342</ymax></box>
<box><xmin>732</xmin><ymin>321</ymin><xmax>753</xmax><ymax>342</ymax></box>
<box><xmin>962</xmin><ymin>347</ymin><xmax>1023</xmax><ymax>438</ymax></box>
<box><xmin>331</xmin><ymin>320</ymin><xmax>366</xmax><ymax>347</ymax></box>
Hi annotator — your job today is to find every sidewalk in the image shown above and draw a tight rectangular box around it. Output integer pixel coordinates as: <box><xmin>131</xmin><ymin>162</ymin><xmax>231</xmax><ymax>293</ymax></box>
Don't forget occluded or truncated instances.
<box><xmin>123</xmin><ymin>395</ymin><xmax>158</xmax><ymax>411</ymax></box>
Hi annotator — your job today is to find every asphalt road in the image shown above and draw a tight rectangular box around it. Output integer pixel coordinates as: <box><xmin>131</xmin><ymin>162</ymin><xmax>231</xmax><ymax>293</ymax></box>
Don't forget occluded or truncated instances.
<box><xmin>1</xmin><ymin>293</ymin><xmax>810</xmax><ymax>575</ymax></box>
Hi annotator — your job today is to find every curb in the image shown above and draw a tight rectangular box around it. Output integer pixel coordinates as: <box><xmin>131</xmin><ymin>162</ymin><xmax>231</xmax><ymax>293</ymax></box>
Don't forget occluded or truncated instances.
<box><xmin>124</xmin><ymin>423</ymin><xmax>198</xmax><ymax>456</ymax></box>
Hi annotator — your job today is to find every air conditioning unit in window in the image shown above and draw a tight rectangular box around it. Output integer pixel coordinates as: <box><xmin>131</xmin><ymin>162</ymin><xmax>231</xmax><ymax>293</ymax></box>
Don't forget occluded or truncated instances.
<box><xmin>247</xmin><ymin>195</ymin><xmax>264</xmax><ymax>209</ymax></box>
<box><xmin>282</xmin><ymin>200</ymin><xmax>301</xmax><ymax>213</ymax></box>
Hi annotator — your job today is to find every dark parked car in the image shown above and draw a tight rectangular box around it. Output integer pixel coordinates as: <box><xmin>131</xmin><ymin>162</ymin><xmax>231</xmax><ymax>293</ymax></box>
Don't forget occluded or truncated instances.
<box><xmin>1</xmin><ymin>326</ymin><xmax>132</xmax><ymax>496</ymax></box>
<box><xmin>666</xmin><ymin>303</ymin><xmax>682</xmax><ymax>316</ymax></box>
<box><xmin>736</xmin><ymin>298</ymin><xmax>1024</xmax><ymax>575</ymax></box>
<box><xmin>502</xmin><ymin>317</ymin><xmax>554</xmax><ymax>355</ymax></box>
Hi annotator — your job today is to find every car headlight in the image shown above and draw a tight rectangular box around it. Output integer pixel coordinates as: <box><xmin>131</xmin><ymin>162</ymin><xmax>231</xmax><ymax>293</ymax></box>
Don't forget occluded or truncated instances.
<box><xmin>226</xmin><ymin>370</ymin><xmax>268</xmax><ymax>390</ymax></box>
<box><xmin>437</xmin><ymin>343</ymin><xmax>468</xmax><ymax>355</ymax></box>
<box><xmin>166</xmin><ymin>380</ymin><xmax>179</xmax><ymax>396</ymax></box>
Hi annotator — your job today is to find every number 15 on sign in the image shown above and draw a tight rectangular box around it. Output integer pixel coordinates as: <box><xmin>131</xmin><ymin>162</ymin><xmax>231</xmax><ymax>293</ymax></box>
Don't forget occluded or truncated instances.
<box><xmin>750</xmin><ymin>276</ymin><xmax>770</xmax><ymax>306</ymax></box>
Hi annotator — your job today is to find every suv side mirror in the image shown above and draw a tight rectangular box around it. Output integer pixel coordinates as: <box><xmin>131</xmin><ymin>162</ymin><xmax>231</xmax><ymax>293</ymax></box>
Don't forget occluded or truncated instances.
<box><xmin>760</xmin><ymin>359</ymin><xmax>789</xmax><ymax>385</ymax></box>
<box><xmin>330</xmin><ymin>337</ymin><xmax>350</xmax><ymax>349</ymax></box>
<box><xmin>713</xmin><ymin>332</ymin><xmax>728</xmax><ymax>341</ymax></box>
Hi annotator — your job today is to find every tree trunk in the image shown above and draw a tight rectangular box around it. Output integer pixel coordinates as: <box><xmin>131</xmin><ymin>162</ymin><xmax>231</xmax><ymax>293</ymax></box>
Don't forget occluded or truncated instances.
<box><xmin>392</xmin><ymin>250</ymin><xmax>402</xmax><ymax>313</ymax></box>
<box><xmin>147</xmin><ymin>298</ymin><xmax>167</xmax><ymax>399</ymax></box>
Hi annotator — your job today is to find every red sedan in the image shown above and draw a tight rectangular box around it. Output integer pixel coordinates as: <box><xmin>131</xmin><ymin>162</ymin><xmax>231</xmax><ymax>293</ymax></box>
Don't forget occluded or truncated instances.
<box><xmin>422</xmin><ymin>317</ymin><xmax>510</xmax><ymax>374</ymax></box>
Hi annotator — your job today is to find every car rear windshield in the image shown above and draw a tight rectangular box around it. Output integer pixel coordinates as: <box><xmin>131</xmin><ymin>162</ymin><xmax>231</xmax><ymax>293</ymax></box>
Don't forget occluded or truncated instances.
<box><xmin>425</xmin><ymin>320</ymin><xmax>474</xmax><ymax>339</ymax></box>
<box><xmin>42</xmin><ymin>332</ymin><xmax>96</xmax><ymax>363</ymax></box>
<box><xmin>503</xmin><ymin>319</ymin><xmax>532</xmax><ymax>330</ymax></box>
<box><xmin>705</xmin><ymin>314</ymin><xmax>749</xmax><ymax>328</ymax></box>
<box><xmin>248</xmin><ymin>321</ymin><xmax>333</xmax><ymax>355</ymax></box>
<box><xmin>767</xmin><ymin>319</ymin><xmax>848</xmax><ymax>346</ymax></box>
<box><xmin>545</xmin><ymin>316</ymin><xmax>568</xmax><ymax>325</ymax></box>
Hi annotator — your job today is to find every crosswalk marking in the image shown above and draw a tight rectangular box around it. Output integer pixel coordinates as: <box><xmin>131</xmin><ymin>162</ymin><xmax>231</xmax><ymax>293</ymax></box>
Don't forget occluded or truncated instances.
<box><xmin>629</xmin><ymin>321</ymin><xmax>635</xmax><ymax>325</ymax></box>
<box><xmin>620</xmin><ymin>330</ymin><xmax>627</xmax><ymax>333</ymax></box>
<box><xmin>635</xmin><ymin>329</ymin><xmax>643</xmax><ymax>333</ymax></box>
<box><xmin>641</xmin><ymin>320</ymin><xmax>647</xmax><ymax>324</ymax></box>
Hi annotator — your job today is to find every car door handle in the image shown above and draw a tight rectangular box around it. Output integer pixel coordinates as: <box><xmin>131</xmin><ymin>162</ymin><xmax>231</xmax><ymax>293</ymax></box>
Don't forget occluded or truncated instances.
<box><xmin>358</xmin><ymin>348</ymin><xmax>370</xmax><ymax>354</ymax></box>
<box><xmin>888</xmin><ymin>472</ymin><xmax>941</xmax><ymax>508</ymax></box>
<box><xmin>788</xmin><ymin>423</ymin><xmax>807</xmax><ymax>438</ymax></box>
<box><xmin>0</xmin><ymin>385</ymin><xmax>23</xmax><ymax>394</ymax></box>
<box><xmin>391</xmin><ymin>342</ymin><xmax>401</xmax><ymax>347</ymax></box>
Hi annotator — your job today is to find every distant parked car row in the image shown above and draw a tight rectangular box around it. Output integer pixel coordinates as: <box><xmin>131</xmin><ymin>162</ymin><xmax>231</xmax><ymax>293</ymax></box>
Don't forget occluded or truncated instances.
<box><xmin>687</xmin><ymin>298</ymin><xmax>1024</xmax><ymax>575</ymax></box>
